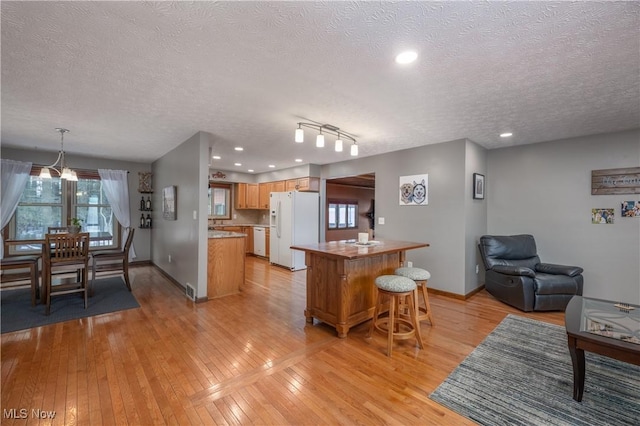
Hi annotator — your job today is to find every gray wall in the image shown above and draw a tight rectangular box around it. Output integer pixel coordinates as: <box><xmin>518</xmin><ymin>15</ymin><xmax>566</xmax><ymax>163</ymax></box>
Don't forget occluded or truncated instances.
<box><xmin>151</xmin><ymin>132</ymin><xmax>209</xmax><ymax>298</ymax></box>
<box><xmin>464</xmin><ymin>139</ymin><xmax>488</xmax><ymax>294</ymax></box>
<box><xmin>487</xmin><ymin>129</ymin><xmax>640</xmax><ymax>303</ymax></box>
<box><xmin>322</xmin><ymin>138</ymin><xmax>482</xmax><ymax>296</ymax></box>
<box><xmin>0</xmin><ymin>147</ymin><xmax>152</xmax><ymax>262</ymax></box>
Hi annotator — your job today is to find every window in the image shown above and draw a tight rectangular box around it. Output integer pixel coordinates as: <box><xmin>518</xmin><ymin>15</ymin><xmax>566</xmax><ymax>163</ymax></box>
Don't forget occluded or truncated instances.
<box><xmin>8</xmin><ymin>170</ymin><xmax>117</xmax><ymax>253</ymax></box>
<box><xmin>327</xmin><ymin>199</ymin><xmax>358</xmax><ymax>229</ymax></box>
<box><xmin>208</xmin><ymin>183</ymin><xmax>232</xmax><ymax>220</ymax></box>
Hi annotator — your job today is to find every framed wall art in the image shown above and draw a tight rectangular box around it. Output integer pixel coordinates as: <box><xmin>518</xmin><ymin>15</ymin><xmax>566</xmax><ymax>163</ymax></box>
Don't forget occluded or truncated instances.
<box><xmin>621</xmin><ymin>201</ymin><xmax>640</xmax><ymax>217</ymax></box>
<box><xmin>591</xmin><ymin>208</ymin><xmax>614</xmax><ymax>224</ymax></box>
<box><xmin>163</xmin><ymin>185</ymin><xmax>177</xmax><ymax>220</ymax></box>
<box><xmin>399</xmin><ymin>174</ymin><xmax>428</xmax><ymax>205</ymax></box>
<box><xmin>473</xmin><ymin>173</ymin><xmax>485</xmax><ymax>200</ymax></box>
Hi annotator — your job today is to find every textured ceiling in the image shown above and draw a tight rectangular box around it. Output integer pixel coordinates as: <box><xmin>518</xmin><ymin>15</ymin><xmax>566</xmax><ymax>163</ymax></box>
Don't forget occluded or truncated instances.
<box><xmin>2</xmin><ymin>1</ymin><xmax>639</xmax><ymax>173</ymax></box>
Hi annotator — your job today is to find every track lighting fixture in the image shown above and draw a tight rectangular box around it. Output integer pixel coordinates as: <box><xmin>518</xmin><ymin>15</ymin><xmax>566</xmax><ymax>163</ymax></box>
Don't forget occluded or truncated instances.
<box><xmin>294</xmin><ymin>121</ymin><xmax>358</xmax><ymax>156</ymax></box>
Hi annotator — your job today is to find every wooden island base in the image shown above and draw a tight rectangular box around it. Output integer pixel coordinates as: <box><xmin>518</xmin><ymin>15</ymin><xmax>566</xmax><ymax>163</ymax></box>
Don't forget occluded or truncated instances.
<box><xmin>293</xmin><ymin>240</ymin><xmax>429</xmax><ymax>338</ymax></box>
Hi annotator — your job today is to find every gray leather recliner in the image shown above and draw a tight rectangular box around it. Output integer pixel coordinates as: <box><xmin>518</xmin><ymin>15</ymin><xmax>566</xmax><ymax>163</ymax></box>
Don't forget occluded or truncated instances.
<box><xmin>479</xmin><ymin>234</ymin><xmax>583</xmax><ymax>311</ymax></box>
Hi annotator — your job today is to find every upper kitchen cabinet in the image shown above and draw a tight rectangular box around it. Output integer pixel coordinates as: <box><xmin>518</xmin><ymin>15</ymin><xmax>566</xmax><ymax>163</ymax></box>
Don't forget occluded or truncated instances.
<box><xmin>285</xmin><ymin>177</ymin><xmax>320</xmax><ymax>192</ymax></box>
<box><xmin>235</xmin><ymin>183</ymin><xmax>259</xmax><ymax>209</ymax></box>
<box><xmin>259</xmin><ymin>182</ymin><xmax>271</xmax><ymax>209</ymax></box>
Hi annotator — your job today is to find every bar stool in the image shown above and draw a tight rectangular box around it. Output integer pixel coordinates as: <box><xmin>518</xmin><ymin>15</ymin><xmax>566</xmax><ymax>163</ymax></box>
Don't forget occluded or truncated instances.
<box><xmin>395</xmin><ymin>267</ymin><xmax>435</xmax><ymax>325</ymax></box>
<box><xmin>0</xmin><ymin>255</ymin><xmax>41</xmax><ymax>306</ymax></box>
<box><xmin>367</xmin><ymin>275</ymin><xmax>424</xmax><ymax>357</ymax></box>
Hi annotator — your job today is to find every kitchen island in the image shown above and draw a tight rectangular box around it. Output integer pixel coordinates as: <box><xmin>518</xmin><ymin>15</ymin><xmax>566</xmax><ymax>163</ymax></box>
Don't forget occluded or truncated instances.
<box><xmin>208</xmin><ymin>230</ymin><xmax>246</xmax><ymax>299</ymax></box>
<box><xmin>290</xmin><ymin>239</ymin><xmax>429</xmax><ymax>337</ymax></box>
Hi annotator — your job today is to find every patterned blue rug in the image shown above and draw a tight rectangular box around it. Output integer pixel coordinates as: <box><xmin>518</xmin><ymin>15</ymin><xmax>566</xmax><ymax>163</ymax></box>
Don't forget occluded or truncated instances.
<box><xmin>430</xmin><ymin>314</ymin><xmax>640</xmax><ymax>426</ymax></box>
<box><xmin>1</xmin><ymin>276</ymin><xmax>139</xmax><ymax>334</ymax></box>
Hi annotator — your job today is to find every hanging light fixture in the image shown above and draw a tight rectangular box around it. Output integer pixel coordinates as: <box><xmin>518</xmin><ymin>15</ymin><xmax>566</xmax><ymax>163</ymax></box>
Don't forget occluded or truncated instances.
<box><xmin>316</xmin><ymin>129</ymin><xmax>325</xmax><ymax>148</ymax></box>
<box><xmin>350</xmin><ymin>141</ymin><xmax>358</xmax><ymax>156</ymax></box>
<box><xmin>295</xmin><ymin>124</ymin><xmax>304</xmax><ymax>143</ymax></box>
<box><xmin>39</xmin><ymin>128</ymin><xmax>78</xmax><ymax>181</ymax></box>
<box><xmin>335</xmin><ymin>133</ymin><xmax>343</xmax><ymax>152</ymax></box>
<box><xmin>294</xmin><ymin>121</ymin><xmax>358</xmax><ymax>156</ymax></box>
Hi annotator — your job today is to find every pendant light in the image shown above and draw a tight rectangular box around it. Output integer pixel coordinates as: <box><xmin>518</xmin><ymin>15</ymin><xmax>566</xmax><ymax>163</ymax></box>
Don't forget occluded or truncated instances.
<box><xmin>316</xmin><ymin>129</ymin><xmax>325</xmax><ymax>148</ymax></box>
<box><xmin>335</xmin><ymin>134</ymin><xmax>343</xmax><ymax>152</ymax></box>
<box><xmin>39</xmin><ymin>128</ymin><xmax>78</xmax><ymax>181</ymax></box>
<box><xmin>295</xmin><ymin>124</ymin><xmax>304</xmax><ymax>143</ymax></box>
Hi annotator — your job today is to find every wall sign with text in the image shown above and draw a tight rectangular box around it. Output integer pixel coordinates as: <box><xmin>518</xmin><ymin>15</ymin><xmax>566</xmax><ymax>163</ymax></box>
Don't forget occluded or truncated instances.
<box><xmin>591</xmin><ymin>167</ymin><xmax>640</xmax><ymax>195</ymax></box>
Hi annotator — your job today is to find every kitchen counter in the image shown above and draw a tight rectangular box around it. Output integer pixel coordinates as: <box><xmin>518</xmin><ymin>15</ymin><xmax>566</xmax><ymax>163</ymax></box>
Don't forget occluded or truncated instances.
<box><xmin>291</xmin><ymin>239</ymin><xmax>429</xmax><ymax>338</ymax></box>
<box><xmin>208</xmin><ymin>230</ymin><xmax>246</xmax><ymax>238</ymax></box>
<box><xmin>207</xmin><ymin>232</ymin><xmax>246</xmax><ymax>299</ymax></box>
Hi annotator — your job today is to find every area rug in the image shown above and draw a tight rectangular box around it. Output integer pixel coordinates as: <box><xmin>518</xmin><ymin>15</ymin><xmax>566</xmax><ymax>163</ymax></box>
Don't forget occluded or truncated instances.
<box><xmin>430</xmin><ymin>314</ymin><xmax>640</xmax><ymax>426</ymax></box>
<box><xmin>1</xmin><ymin>277</ymin><xmax>139</xmax><ymax>334</ymax></box>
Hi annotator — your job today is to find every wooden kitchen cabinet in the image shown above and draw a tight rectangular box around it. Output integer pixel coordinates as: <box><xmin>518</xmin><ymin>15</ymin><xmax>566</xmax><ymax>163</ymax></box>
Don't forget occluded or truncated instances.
<box><xmin>272</xmin><ymin>180</ymin><xmax>285</xmax><ymax>192</ymax></box>
<box><xmin>258</xmin><ymin>183</ymin><xmax>271</xmax><ymax>209</ymax></box>
<box><xmin>243</xmin><ymin>226</ymin><xmax>254</xmax><ymax>254</ymax></box>
<box><xmin>265</xmin><ymin>227</ymin><xmax>270</xmax><ymax>258</ymax></box>
<box><xmin>285</xmin><ymin>179</ymin><xmax>297</xmax><ymax>191</ymax></box>
<box><xmin>285</xmin><ymin>177</ymin><xmax>320</xmax><ymax>192</ymax></box>
<box><xmin>246</xmin><ymin>184</ymin><xmax>259</xmax><ymax>208</ymax></box>
<box><xmin>207</xmin><ymin>236</ymin><xmax>245</xmax><ymax>299</ymax></box>
<box><xmin>235</xmin><ymin>183</ymin><xmax>247</xmax><ymax>209</ymax></box>
<box><xmin>235</xmin><ymin>183</ymin><xmax>259</xmax><ymax>209</ymax></box>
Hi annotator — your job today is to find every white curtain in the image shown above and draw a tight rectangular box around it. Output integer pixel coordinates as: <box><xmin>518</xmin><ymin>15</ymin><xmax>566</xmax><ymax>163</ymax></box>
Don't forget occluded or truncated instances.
<box><xmin>98</xmin><ymin>169</ymin><xmax>136</xmax><ymax>261</ymax></box>
<box><xmin>1</xmin><ymin>159</ymin><xmax>32</xmax><ymax>258</ymax></box>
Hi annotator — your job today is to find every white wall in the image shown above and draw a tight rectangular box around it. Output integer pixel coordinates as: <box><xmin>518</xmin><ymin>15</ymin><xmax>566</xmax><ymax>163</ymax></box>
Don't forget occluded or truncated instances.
<box><xmin>0</xmin><ymin>147</ymin><xmax>152</xmax><ymax>261</ymax></box>
<box><xmin>487</xmin><ymin>129</ymin><xmax>640</xmax><ymax>303</ymax></box>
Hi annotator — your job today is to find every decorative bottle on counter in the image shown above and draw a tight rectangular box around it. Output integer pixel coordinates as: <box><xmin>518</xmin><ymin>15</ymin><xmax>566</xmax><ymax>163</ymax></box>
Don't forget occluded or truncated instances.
<box><xmin>145</xmin><ymin>197</ymin><xmax>151</xmax><ymax>210</ymax></box>
<box><xmin>146</xmin><ymin>214</ymin><xmax>152</xmax><ymax>228</ymax></box>
<box><xmin>140</xmin><ymin>213</ymin><xmax>145</xmax><ymax>227</ymax></box>
<box><xmin>140</xmin><ymin>196</ymin><xmax>145</xmax><ymax>211</ymax></box>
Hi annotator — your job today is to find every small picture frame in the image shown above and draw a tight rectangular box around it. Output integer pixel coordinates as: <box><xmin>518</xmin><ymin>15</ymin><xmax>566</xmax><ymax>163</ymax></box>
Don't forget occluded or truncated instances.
<box><xmin>163</xmin><ymin>185</ymin><xmax>176</xmax><ymax>220</ymax></box>
<box><xmin>473</xmin><ymin>173</ymin><xmax>485</xmax><ymax>200</ymax></box>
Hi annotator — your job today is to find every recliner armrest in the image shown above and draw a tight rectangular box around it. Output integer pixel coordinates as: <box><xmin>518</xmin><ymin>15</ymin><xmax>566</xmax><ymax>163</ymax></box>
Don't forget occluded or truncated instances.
<box><xmin>491</xmin><ymin>265</ymin><xmax>536</xmax><ymax>278</ymax></box>
<box><xmin>536</xmin><ymin>263</ymin><xmax>583</xmax><ymax>277</ymax></box>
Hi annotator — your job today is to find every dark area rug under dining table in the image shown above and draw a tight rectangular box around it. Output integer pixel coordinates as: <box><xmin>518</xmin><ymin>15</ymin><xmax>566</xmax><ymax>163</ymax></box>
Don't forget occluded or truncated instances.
<box><xmin>430</xmin><ymin>314</ymin><xmax>640</xmax><ymax>426</ymax></box>
<box><xmin>1</xmin><ymin>276</ymin><xmax>139</xmax><ymax>334</ymax></box>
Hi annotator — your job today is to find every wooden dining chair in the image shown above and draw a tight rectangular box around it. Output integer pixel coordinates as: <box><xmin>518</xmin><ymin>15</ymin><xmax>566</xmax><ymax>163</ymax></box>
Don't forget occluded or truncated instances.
<box><xmin>91</xmin><ymin>227</ymin><xmax>135</xmax><ymax>293</ymax></box>
<box><xmin>43</xmin><ymin>232</ymin><xmax>90</xmax><ymax>315</ymax></box>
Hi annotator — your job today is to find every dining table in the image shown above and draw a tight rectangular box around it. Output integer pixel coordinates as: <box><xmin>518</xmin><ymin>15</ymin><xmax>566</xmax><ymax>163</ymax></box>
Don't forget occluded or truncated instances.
<box><xmin>291</xmin><ymin>239</ymin><xmax>429</xmax><ymax>338</ymax></box>
<box><xmin>4</xmin><ymin>232</ymin><xmax>114</xmax><ymax>304</ymax></box>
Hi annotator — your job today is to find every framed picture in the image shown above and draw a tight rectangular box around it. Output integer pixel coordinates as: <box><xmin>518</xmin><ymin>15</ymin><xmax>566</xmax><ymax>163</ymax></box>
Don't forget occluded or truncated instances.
<box><xmin>592</xmin><ymin>208</ymin><xmax>614</xmax><ymax>224</ymax></box>
<box><xmin>163</xmin><ymin>185</ymin><xmax>176</xmax><ymax>220</ymax></box>
<box><xmin>473</xmin><ymin>173</ymin><xmax>485</xmax><ymax>200</ymax></box>
<box><xmin>399</xmin><ymin>174</ymin><xmax>428</xmax><ymax>205</ymax></box>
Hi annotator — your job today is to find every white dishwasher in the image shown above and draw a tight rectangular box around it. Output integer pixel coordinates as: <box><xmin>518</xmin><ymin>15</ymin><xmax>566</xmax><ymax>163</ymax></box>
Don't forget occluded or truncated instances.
<box><xmin>253</xmin><ymin>226</ymin><xmax>266</xmax><ymax>256</ymax></box>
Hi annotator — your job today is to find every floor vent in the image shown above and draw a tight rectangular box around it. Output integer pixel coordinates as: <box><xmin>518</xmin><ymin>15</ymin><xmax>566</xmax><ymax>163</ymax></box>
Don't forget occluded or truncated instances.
<box><xmin>185</xmin><ymin>283</ymin><xmax>196</xmax><ymax>301</ymax></box>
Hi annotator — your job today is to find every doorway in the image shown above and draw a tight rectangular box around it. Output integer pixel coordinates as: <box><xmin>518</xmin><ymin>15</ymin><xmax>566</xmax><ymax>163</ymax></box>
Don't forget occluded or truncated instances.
<box><xmin>325</xmin><ymin>173</ymin><xmax>375</xmax><ymax>242</ymax></box>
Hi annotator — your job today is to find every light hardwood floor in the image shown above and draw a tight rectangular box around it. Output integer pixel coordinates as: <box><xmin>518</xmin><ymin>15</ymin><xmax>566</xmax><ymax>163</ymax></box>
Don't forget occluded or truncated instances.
<box><xmin>1</xmin><ymin>257</ymin><xmax>564</xmax><ymax>425</ymax></box>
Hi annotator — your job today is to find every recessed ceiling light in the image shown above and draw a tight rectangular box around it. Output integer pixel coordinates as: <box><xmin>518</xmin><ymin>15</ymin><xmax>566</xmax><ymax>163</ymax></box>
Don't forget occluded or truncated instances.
<box><xmin>500</xmin><ymin>132</ymin><xmax>513</xmax><ymax>138</ymax></box>
<box><xmin>234</xmin><ymin>162</ymin><xmax>242</xmax><ymax>166</ymax></box>
<box><xmin>234</xmin><ymin>147</ymin><xmax>244</xmax><ymax>151</ymax></box>
<box><xmin>212</xmin><ymin>155</ymin><xmax>221</xmax><ymax>160</ymax></box>
<box><xmin>295</xmin><ymin>159</ymin><xmax>302</xmax><ymax>163</ymax></box>
<box><xmin>248</xmin><ymin>169</ymin><xmax>254</xmax><ymax>173</ymax></box>
<box><xmin>395</xmin><ymin>51</ymin><xmax>417</xmax><ymax>64</ymax></box>
<box><xmin>268</xmin><ymin>164</ymin><xmax>275</xmax><ymax>168</ymax></box>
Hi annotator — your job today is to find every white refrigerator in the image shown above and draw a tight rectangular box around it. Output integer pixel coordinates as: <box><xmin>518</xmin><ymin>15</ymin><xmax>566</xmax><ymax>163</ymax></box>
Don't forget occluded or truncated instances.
<box><xmin>269</xmin><ymin>191</ymin><xmax>319</xmax><ymax>271</ymax></box>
